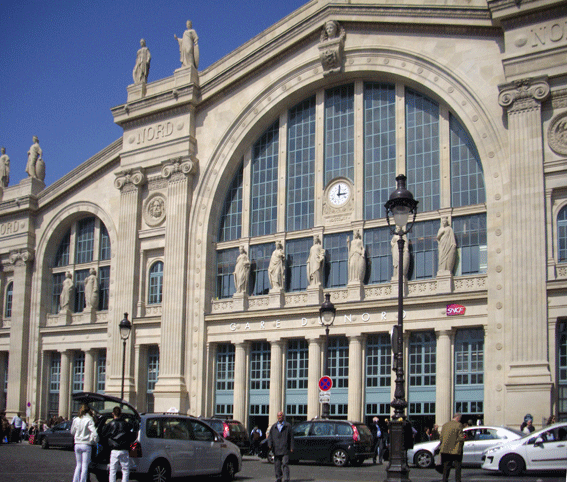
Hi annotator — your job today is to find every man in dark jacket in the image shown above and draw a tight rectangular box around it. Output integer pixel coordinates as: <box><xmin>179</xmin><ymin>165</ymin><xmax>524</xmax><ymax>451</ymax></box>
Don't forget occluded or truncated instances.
<box><xmin>439</xmin><ymin>413</ymin><xmax>465</xmax><ymax>482</ymax></box>
<box><xmin>101</xmin><ymin>407</ymin><xmax>136</xmax><ymax>482</ymax></box>
<box><xmin>267</xmin><ymin>411</ymin><xmax>294</xmax><ymax>482</ymax></box>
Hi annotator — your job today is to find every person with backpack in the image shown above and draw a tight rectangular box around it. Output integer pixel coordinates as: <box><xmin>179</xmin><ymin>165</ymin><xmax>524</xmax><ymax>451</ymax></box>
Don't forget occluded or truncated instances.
<box><xmin>250</xmin><ymin>426</ymin><xmax>263</xmax><ymax>455</ymax></box>
<box><xmin>101</xmin><ymin>406</ymin><xmax>136</xmax><ymax>482</ymax></box>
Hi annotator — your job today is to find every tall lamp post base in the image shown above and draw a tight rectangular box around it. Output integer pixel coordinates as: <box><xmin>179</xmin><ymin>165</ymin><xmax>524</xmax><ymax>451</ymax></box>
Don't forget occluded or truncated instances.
<box><xmin>384</xmin><ymin>419</ymin><xmax>411</xmax><ymax>482</ymax></box>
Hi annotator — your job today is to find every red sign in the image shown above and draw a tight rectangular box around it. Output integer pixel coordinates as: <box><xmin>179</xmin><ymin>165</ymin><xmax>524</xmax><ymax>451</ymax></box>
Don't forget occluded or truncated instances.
<box><xmin>446</xmin><ymin>304</ymin><xmax>466</xmax><ymax>316</ymax></box>
<box><xmin>319</xmin><ymin>376</ymin><xmax>333</xmax><ymax>391</ymax></box>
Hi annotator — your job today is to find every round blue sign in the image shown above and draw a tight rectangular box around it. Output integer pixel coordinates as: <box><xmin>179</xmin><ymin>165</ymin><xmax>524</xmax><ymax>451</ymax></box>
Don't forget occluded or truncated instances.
<box><xmin>319</xmin><ymin>376</ymin><xmax>333</xmax><ymax>391</ymax></box>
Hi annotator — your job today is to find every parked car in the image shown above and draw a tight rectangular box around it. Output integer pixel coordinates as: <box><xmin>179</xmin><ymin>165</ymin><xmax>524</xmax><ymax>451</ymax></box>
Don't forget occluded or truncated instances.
<box><xmin>72</xmin><ymin>392</ymin><xmax>242</xmax><ymax>482</ymax></box>
<box><xmin>260</xmin><ymin>418</ymin><xmax>374</xmax><ymax>467</ymax></box>
<box><xmin>200</xmin><ymin>417</ymin><xmax>251</xmax><ymax>454</ymax></box>
<box><xmin>407</xmin><ymin>425</ymin><xmax>524</xmax><ymax>468</ymax></box>
<box><xmin>37</xmin><ymin>420</ymin><xmax>74</xmax><ymax>450</ymax></box>
<box><xmin>482</xmin><ymin>421</ymin><xmax>567</xmax><ymax>476</ymax></box>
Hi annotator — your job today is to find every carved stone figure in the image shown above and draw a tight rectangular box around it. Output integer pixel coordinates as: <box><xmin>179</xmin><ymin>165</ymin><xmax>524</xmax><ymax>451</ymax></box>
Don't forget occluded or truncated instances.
<box><xmin>307</xmin><ymin>235</ymin><xmax>325</xmax><ymax>287</ymax></box>
<box><xmin>133</xmin><ymin>38</ymin><xmax>151</xmax><ymax>84</ymax></box>
<box><xmin>234</xmin><ymin>246</ymin><xmax>251</xmax><ymax>294</ymax></box>
<box><xmin>318</xmin><ymin>20</ymin><xmax>346</xmax><ymax>75</ymax></box>
<box><xmin>60</xmin><ymin>271</ymin><xmax>74</xmax><ymax>311</ymax></box>
<box><xmin>0</xmin><ymin>147</ymin><xmax>10</xmax><ymax>188</ymax></box>
<box><xmin>26</xmin><ymin>136</ymin><xmax>44</xmax><ymax>180</ymax></box>
<box><xmin>84</xmin><ymin>268</ymin><xmax>99</xmax><ymax>310</ymax></box>
<box><xmin>347</xmin><ymin>230</ymin><xmax>365</xmax><ymax>283</ymax></box>
<box><xmin>268</xmin><ymin>241</ymin><xmax>285</xmax><ymax>290</ymax></box>
<box><xmin>175</xmin><ymin>20</ymin><xmax>199</xmax><ymax>69</ymax></box>
<box><xmin>437</xmin><ymin>217</ymin><xmax>457</xmax><ymax>273</ymax></box>
<box><xmin>392</xmin><ymin>232</ymin><xmax>410</xmax><ymax>279</ymax></box>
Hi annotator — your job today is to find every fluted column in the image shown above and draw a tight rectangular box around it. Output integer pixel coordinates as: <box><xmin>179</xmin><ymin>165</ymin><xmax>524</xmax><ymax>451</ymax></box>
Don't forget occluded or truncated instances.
<box><xmin>233</xmin><ymin>342</ymin><xmax>249</xmax><ymax>425</ymax></box>
<box><xmin>152</xmin><ymin>158</ymin><xmax>197</xmax><ymax>413</ymax></box>
<box><xmin>109</xmin><ymin>169</ymin><xmax>145</xmax><ymax>400</ymax></box>
<box><xmin>269</xmin><ymin>340</ymin><xmax>285</xmax><ymax>425</ymax></box>
<box><xmin>307</xmin><ymin>337</ymin><xmax>322</xmax><ymax>420</ymax></box>
<box><xmin>5</xmin><ymin>249</ymin><xmax>34</xmax><ymax>418</ymax></box>
<box><xmin>435</xmin><ymin>330</ymin><xmax>452</xmax><ymax>426</ymax></box>
<box><xmin>58</xmin><ymin>350</ymin><xmax>72</xmax><ymax>419</ymax></box>
<box><xmin>498</xmin><ymin>78</ymin><xmax>552</xmax><ymax>393</ymax></box>
<box><xmin>84</xmin><ymin>350</ymin><xmax>95</xmax><ymax>394</ymax></box>
<box><xmin>347</xmin><ymin>336</ymin><xmax>364</xmax><ymax>422</ymax></box>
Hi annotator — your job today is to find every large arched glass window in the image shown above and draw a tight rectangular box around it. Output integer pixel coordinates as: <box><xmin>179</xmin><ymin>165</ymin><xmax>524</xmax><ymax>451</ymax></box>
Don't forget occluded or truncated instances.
<box><xmin>216</xmin><ymin>80</ymin><xmax>486</xmax><ymax>298</ymax></box>
<box><xmin>148</xmin><ymin>261</ymin><xmax>164</xmax><ymax>305</ymax></box>
<box><xmin>4</xmin><ymin>281</ymin><xmax>13</xmax><ymax>318</ymax></box>
<box><xmin>51</xmin><ymin>217</ymin><xmax>111</xmax><ymax>314</ymax></box>
<box><xmin>558</xmin><ymin>206</ymin><xmax>567</xmax><ymax>263</ymax></box>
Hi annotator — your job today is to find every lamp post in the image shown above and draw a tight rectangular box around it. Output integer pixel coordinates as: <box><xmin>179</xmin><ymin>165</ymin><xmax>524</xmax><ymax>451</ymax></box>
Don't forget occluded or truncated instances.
<box><xmin>384</xmin><ymin>174</ymin><xmax>418</xmax><ymax>482</ymax></box>
<box><xmin>119</xmin><ymin>313</ymin><xmax>132</xmax><ymax>400</ymax></box>
<box><xmin>319</xmin><ymin>293</ymin><xmax>336</xmax><ymax>419</ymax></box>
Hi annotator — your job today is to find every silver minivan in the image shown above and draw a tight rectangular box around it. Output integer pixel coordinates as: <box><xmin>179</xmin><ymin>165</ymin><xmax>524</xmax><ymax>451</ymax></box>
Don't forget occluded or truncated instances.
<box><xmin>73</xmin><ymin>392</ymin><xmax>242</xmax><ymax>482</ymax></box>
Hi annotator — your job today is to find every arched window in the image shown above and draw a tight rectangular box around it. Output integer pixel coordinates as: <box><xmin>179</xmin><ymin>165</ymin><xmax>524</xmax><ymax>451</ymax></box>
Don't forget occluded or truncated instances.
<box><xmin>51</xmin><ymin>217</ymin><xmax>111</xmax><ymax>314</ymax></box>
<box><xmin>558</xmin><ymin>206</ymin><xmax>567</xmax><ymax>263</ymax></box>
<box><xmin>4</xmin><ymin>281</ymin><xmax>13</xmax><ymax>318</ymax></box>
<box><xmin>148</xmin><ymin>261</ymin><xmax>164</xmax><ymax>305</ymax></box>
<box><xmin>216</xmin><ymin>81</ymin><xmax>487</xmax><ymax>298</ymax></box>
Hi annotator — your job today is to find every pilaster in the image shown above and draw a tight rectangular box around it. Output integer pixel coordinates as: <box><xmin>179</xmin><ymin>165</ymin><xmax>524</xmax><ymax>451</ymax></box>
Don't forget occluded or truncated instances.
<box><xmin>233</xmin><ymin>342</ymin><xmax>249</xmax><ymax>426</ymax></box>
<box><xmin>152</xmin><ymin>157</ymin><xmax>197</xmax><ymax>413</ymax></box>
<box><xmin>435</xmin><ymin>330</ymin><xmax>453</xmax><ymax>426</ymax></box>
<box><xmin>269</xmin><ymin>340</ymin><xmax>285</xmax><ymax>425</ymax></box>
<box><xmin>5</xmin><ymin>249</ymin><xmax>33</xmax><ymax>418</ymax></box>
<box><xmin>498</xmin><ymin>77</ymin><xmax>552</xmax><ymax>398</ymax></box>
<box><xmin>84</xmin><ymin>350</ymin><xmax>95</xmax><ymax>393</ymax></box>
<box><xmin>347</xmin><ymin>336</ymin><xmax>364</xmax><ymax>422</ymax></box>
<box><xmin>58</xmin><ymin>350</ymin><xmax>72</xmax><ymax>419</ymax></box>
<box><xmin>307</xmin><ymin>337</ymin><xmax>322</xmax><ymax>420</ymax></box>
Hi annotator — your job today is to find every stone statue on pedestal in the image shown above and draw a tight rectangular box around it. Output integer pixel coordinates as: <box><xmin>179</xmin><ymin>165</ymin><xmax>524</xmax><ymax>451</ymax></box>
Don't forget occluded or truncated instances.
<box><xmin>234</xmin><ymin>246</ymin><xmax>251</xmax><ymax>294</ymax></box>
<box><xmin>391</xmin><ymin>232</ymin><xmax>410</xmax><ymax>279</ymax></box>
<box><xmin>268</xmin><ymin>241</ymin><xmax>285</xmax><ymax>290</ymax></box>
<box><xmin>307</xmin><ymin>235</ymin><xmax>325</xmax><ymax>287</ymax></box>
<box><xmin>347</xmin><ymin>230</ymin><xmax>365</xmax><ymax>283</ymax></box>
<box><xmin>84</xmin><ymin>268</ymin><xmax>99</xmax><ymax>310</ymax></box>
<box><xmin>0</xmin><ymin>147</ymin><xmax>10</xmax><ymax>188</ymax></box>
<box><xmin>175</xmin><ymin>20</ymin><xmax>199</xmax><ymax>69</ymax></box>
<box><xmin>26</xmin><ymin>136</ymin><xmax>45</xmax><ymax>181</ymax></box>
<box><xmin>60</xmin><ymin>271</ymin><xmax>74</xmax><ymax>312</ymax></box>
<box><xmin>437</xmin><ymin>217</ymin><xmax>457</xmax><ymax>274</ymax></box>
<box><xmin>133</xmin><ymin>38</ymin><xmax>151</xmax><ymax>84</ymax></box>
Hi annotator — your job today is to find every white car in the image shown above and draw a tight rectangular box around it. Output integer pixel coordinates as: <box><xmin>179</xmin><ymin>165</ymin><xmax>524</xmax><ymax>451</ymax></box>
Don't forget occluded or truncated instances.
<box><xmin>407</xmin><ymin>425</ymin><xmax>524</xmax><ymax>468</ymax></box>
<box><xmin>482</xmin><ymin>422</ymin><xmax>567</xmax><ymax>476</ymax></box>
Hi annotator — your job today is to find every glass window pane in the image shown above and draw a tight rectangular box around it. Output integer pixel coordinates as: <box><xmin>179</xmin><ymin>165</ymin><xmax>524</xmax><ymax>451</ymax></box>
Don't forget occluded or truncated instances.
<box><xmin>559</xmin><ymin>206</ymin><xmax>567</xmax><ymax>263</ymax></box>
<box><xmin>148</xmin><ymin>261</ymin><xmax>163</xmax><ymax>304</ymax></box>
<box><xmin>325</xmin><ymin>84</ymin><xmax>354</xmax><ymax>184</ymax></box>
<box><xmin>285</xmin><ymin>238</ymin><xmax>310</xmax><ymax>292</ymax></box>
<box><xmin>219</xmin><ymin>164</ymin><xmax>243</xmax><ymax>242</ymax></box>
<box><xmin>75</xmin><ymin>217</ymin><xmax>95</xmax><ymax>264</ymax></box>
<box><xmin>216</xmin><ymin>248</ymin><xmax>238</xmax><ymax>299</ymax></box>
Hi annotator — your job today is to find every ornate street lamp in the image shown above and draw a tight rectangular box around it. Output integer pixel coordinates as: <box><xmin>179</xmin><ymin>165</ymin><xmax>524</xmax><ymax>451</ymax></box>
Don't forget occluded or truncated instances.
<box><xmin>384</xmin><ymin>174</ymin><xmax>418</xmax><ymax>482</ymax></box>
<box><xmin>319</xmin><ymin>293</ymin><xmax>336</xmax><ymax>419</ymax></box>
<box><xmin>119</xmin><ymin>313</ymin><xmax>132</xmax><ymax>400</ymax></box>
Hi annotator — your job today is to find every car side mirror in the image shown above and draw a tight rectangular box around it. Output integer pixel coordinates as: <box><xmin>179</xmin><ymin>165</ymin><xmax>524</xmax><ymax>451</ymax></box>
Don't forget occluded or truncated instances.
<box><xmin>533</xmin><ymin>436</ymin><xmax>544</xmax><ymax>447</ymax></box>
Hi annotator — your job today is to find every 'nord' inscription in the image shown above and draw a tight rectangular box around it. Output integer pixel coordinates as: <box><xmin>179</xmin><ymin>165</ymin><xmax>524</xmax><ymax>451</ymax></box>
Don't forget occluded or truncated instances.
<box><xmin>136</xmin><ymin>122</ymin><xmax>174</xmax><ymax>145</ymax></box>
<box><xmin>0</xmin><ymin>221</ymin><xmax>21</xmax><ymax>237</ymax></box>
<box><xmin>531</xmin><ymin>21</ymin><xmax>567</xmax><ymax>47</ymax></box>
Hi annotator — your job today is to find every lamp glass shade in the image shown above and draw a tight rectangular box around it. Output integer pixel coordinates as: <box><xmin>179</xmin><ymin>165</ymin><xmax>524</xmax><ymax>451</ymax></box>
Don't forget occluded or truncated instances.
<box><xmin>119</xmin><ymin>314</ymin><xmax>132</xmax><ymax>341</ymax></box>
<box><xmin>393</xmin><ymin>210</ymin><xmax>410</xmax><ymax>228</ymax></box>
<box><xmin>321</xmin><ymin>311</ymin><xmax>334</xmax><ymax>325</ymax></box>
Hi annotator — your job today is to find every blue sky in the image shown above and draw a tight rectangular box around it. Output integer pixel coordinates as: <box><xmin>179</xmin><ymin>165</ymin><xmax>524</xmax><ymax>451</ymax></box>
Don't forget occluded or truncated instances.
<box><xmin>1</xmin><ymin>0</ymin><xmax>307</xmax><ymax>187</ymax></box>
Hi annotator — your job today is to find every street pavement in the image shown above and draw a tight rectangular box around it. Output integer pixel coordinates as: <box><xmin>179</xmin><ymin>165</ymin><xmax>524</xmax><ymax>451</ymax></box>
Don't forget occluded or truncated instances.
<box><xmin>0</xmin><ymin>442</ymin><xmax>565</xmax><ymax>482</ymax></box>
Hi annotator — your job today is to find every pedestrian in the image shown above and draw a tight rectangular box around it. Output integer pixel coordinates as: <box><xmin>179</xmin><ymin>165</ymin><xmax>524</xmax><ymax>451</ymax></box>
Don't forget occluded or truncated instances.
<box><xmin>101</xmin><ymin>406</ymin><xmax>136</xmax><ymax>482</ymax></box>
<box><xmin>11</xmin><ymin>412</ymin><xmax>22</xmax><ymax>442</ymax></box>
<box><xmin>547</xmin><ymin>415</ymin><xmax>556</xmax><ymax>426</ymax></box>
<box><xmin>70</xmin><ymin>404</ymin><xmax>98</xmax><ymax>482</ymax></box>
<box><xmin>439</xmin><ymin>412</ymin><xmax>465</xmax><ymax>482</ymax></box>
<box><xmin>250</xmin><ymin>425</ymin><xmax>263</xmax><ymax>455</ymax></box>
<box><xmin>0</xmin><ymin>410</ymin><xmax>11</xmax><ymax>444</ymax></box>
<box><xmin>522</xmin><ymin>418</ymin><xmax>535</xmax><ymax>434</ymax></box>
<box><xmin>520</xmin><ymin>413</ymin><xmax>533</xmax><ymax>432</ymax></box>
<box><xmin>430</xmin><ymin>424</ymin><xmax>440</xmax><ymax>440</ymax></box>
<box><xmin>370</xmin><ymin>417</ymin><xmax>384</xmax><ymax>464</ymax></box>
<box><xmin>267</xmin><ymin>411</ymin><xmax>294</xmax><ymax>482</ymax></box>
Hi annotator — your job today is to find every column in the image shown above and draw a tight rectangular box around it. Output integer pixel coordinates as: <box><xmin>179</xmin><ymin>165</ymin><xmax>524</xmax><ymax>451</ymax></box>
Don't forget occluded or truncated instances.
<box><xmin>84</xmin><ymin>350</ymin><xmax>95</xmax><ymax>394</ymax></box>
<box><xmin>233</xmin><ymin>342</ymin><xmax>249</xmax><ymax>426</ymax></box>
<box><xmin>109</xmin><ymin>169</ymin><xmax>145</xmax><ymax>400</ymax></box>
<box><xmin>498</xmin><ymin>77</ymin><xmax>552</xmax><ymax>409</ymax></box>
<box><xmin>347</xmin><ymin>336</ymin><xmax>364</xmax><ymax>422</ymax></box>
<box><xmin>153</xmin><ymin>158</ymin><xmax>197</xmax><ymax>413</ymax></box>
<box><xmin>307</xmin><ymin>337</ymin><xmax>322</xmax><ymax>420</ymax></box>
<box><xmin>269</xmin><ymin>340</ymin><xmax>284</xmax><ymax>425</ymax></box>
<box><xmin>58</xmin><ymin>350</ymin><xmax>71</xmax><ymax>419</ymax></box>
<box><xmin>435</xmin><ymin>330</ymin><xmax>452</xmax><ymax>426</ymax></box>
<box><xmin>5</xmin><ymin>249</ymin><xmax>33</xmax><ymax>417</ymax></box>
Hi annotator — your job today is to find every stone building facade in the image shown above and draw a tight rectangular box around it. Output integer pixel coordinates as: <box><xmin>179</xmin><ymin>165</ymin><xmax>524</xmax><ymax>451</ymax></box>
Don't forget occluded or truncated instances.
<box><xmin>1</xmin><ymin>0</ymin><xmax>567</xmax><ymax>434</ymax></box>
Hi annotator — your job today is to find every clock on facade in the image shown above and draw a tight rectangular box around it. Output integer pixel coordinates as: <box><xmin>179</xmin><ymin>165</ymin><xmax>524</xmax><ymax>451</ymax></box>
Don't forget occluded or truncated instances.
<box><xmin>328</xmin><ymin>181</ymin><xmax>351</xmax><ymax>206</ymax></box>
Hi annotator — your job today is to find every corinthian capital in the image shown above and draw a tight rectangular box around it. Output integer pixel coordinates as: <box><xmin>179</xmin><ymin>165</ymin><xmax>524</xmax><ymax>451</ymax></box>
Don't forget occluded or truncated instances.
<box><xmin>161</xmin><ymin>157</ymin><xmax>198</xmax><ymax>180</ymax></box>
<box><xmin>114</xmin><ymin>168</ymin><xmax>146</xmax><ymax>191</ymax></box>
<box><xmin>498</xmin><ymin>76</ymin><xmax>550</xmax><ymax>112</ymax></box>
<box><xmin>9</xmin><ymin>249</ymin><xmax>34</xmax><ymax>266</ymax></box>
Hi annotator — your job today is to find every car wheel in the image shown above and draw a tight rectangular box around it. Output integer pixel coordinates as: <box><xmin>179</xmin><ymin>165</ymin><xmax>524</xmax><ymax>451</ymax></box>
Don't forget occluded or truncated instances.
<box><xmin>332</xmin><ymin>448</ymin><xmax>349</xmax><ymax>467</ymax></box>
<box><xmin>221</xmin><ymin>456</ymin><xmax>237</xmax><ymax>481</ymax></box>
<box><xmin>41</xmin><ymin>437</ymin><xmax>49</xmax><ymax>450</ymax></box>
<box><xmin>499</xmin><ymin>454</ymin><xmax>525</xmax><ymax>476</ymax></box>
<box><xmin>267</xmin><ymin>449</ymin><xmax>274</xmax><ymax>464</ymax></box>
<box><xmin>148</xmin><ymin>460</ymin><xmax>171</xmax><ymax>482</ymax></box>
<box><xmin>414</xmin><ymin>450</ymin><xmax>434</xmax><ymax>468</ymax></box>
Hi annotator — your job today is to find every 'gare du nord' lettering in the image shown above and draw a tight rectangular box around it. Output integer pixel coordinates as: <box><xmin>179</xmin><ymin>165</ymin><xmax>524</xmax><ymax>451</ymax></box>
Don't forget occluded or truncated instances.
<box><xmin>229</xmin><ymin>311</ymin><xmax>408</xmax><ymax>331</ymax></box>
<box><xmin>531</xmin><ymin>21</ymin><xmax>567</xmax><ymax>46</ymax></box>
<box><xmin>136</xmin><ymin>121</ymin><xmax>174</xmax><ymax>144</ymax></box>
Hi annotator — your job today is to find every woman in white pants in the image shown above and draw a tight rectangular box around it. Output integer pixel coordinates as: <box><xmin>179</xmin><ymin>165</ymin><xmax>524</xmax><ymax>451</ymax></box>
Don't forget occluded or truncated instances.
<box><xmin>71</xmin><ymin>404</ymin><xmax>99</xmax><ymax>482</ymax></box>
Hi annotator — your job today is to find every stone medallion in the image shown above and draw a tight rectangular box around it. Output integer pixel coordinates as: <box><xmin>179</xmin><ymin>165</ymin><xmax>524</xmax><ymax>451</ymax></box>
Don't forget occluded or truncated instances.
<box><xmin>143</xmin><ymin>193</ymin><xmax>166</xmax><ymax>227</ymax></box>
<box><xmin>548</xmin><ymin>112</ymin><xmax>567</xmax><ymax>156</ymax></box>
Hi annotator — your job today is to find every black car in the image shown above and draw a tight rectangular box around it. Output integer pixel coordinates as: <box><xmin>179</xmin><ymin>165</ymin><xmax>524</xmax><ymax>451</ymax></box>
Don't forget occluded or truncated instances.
<box><xmin>37</xmin><ymin>420</ymin><xmax>74</xmax><ymax>450</ymax></box>
<box><xmin>260</xmin><ymin>419</ymin><xmax>374</xmax><ymax>467</ymax></box>
<box><xmin>200</xmin><ymin>418</ymin><xmax>250</xmax><ymax>455</ymax></box>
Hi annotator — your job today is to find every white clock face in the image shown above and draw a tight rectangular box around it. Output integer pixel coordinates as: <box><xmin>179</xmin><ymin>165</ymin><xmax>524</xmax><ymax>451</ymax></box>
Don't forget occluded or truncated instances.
<box><xmin>329</xmin><ymin>182</ymin><xmax>351</xmax><ymax>206</ymax></box>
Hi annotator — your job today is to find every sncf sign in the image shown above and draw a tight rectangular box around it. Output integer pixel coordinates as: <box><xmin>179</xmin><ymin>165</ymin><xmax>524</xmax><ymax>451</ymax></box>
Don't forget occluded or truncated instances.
<box><xmin>446</xmin><ymin>304</ymin><xmax>466</xmax><ymax>316</ymax></box>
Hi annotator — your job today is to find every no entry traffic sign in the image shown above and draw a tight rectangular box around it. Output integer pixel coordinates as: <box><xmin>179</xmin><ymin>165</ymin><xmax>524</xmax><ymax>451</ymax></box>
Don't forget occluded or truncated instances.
<box><xmin>319</xmin><ymin>376</ymin><xmax>333</xmax><ymax>391</ymax></box>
